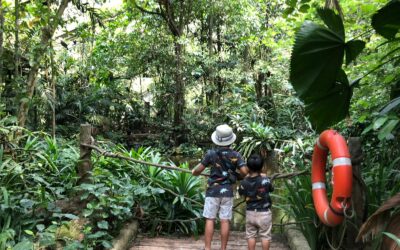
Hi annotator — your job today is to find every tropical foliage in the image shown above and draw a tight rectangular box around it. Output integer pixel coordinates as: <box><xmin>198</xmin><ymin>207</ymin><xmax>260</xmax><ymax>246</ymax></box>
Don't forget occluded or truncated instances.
<box><xmin>0</xmin><ymin>0</ymin><xmax>399</xmax><ymax>249</ymax></box>
<box><xmin>0</xmin><ymin>119</ymin><xmax>204</xmax><ymax>248</ymax></box>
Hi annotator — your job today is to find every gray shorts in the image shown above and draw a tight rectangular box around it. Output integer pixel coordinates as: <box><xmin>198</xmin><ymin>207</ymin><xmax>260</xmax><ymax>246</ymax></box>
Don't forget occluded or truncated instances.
<box><xmin>202</xmin><ymin>197</ymin><xmax>233</xmax><ymax>220</ymax></box>
<box><xmin>246</xmin><ymin>210</ymin><xmax>272</xmax><ymax>240</ymax></box>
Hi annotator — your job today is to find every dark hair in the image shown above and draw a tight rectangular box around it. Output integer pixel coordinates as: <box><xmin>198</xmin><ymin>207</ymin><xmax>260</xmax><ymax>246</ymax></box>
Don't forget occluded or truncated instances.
<box><xmin>247</xmin><ymin>154</ymin><xmax>263</xmax><ymax>172</ymax></box>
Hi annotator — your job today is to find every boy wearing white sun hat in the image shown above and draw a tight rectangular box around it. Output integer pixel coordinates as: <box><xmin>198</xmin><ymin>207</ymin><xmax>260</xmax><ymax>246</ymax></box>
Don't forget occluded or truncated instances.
<box><xmin>192</xmin><ymin>124</ymin><xmax>248</xmax><ymax>250</ymax></box>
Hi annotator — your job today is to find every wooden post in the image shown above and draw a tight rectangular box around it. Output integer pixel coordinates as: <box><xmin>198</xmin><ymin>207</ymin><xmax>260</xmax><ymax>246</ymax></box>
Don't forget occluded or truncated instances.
<box><xmin>263</xmin><ymin>149</ymin><xmax>277</xmax><ymax>174</ymax></box>
<box><xmin>144</xmin><ymin>101</ymin><xmax>150</xmax><ymax>125</ymax></box>
<box><xmin>346</xmin><ymin>137</ymin><xmax>366</xmax><ymax>249</ymax></box>
<box><xmin>145</xmin><ymin>101</ymin><xmax>150</xmax><ymax>118</ymax></box>
<box><xmin>78</xmin><ymin>123</ymin><xmax>92</xmax><ymax>183</ymax></box>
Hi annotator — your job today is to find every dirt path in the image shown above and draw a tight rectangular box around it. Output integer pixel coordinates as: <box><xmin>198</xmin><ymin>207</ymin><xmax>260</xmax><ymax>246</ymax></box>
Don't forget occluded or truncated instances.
<box><xmin>130</xmin><ymin>231</ymin><xmax>290</xmax><ymax>250</ymax></box>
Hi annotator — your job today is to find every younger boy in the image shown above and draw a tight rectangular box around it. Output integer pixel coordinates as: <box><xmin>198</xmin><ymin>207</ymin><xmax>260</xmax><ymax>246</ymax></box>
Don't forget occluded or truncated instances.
<box><xmin>239</xmin><ymin>154</ymin><xmax>274</xmax><ymax>250</ymax></box>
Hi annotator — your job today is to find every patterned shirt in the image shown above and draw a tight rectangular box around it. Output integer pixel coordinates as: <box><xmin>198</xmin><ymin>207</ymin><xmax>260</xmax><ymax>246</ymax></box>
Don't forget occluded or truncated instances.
<box><xmin>201</xmin><ymin>147</ymin><xmax>246</xmax><ymax>197</ymax></box>
<box><xmin>239</xmin><ymin>175</ymin><xmax>274</xmax><ymax>210</ymax></box>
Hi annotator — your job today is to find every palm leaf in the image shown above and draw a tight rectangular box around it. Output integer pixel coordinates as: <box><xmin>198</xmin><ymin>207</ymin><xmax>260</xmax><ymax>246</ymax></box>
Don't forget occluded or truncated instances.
<box><xmin>356</xmin><ymin>192</ymin><xmax>400</xmax><ymax>242</ymax></box>
<box><xmin>383</xmin><ymin>231</ymin><xmax>400</xmax><ymax>247</ymax></box>
<box><xmin>380</xmin><ymin>96</ymin><xmax>400</xmax><ymax>115</ymax></box>
<box><xmin>317</xmin><ymin>8</ymin><xmax>344</xmax><ymax>39</ymax></box>
<box><xmin>290</xmin><ymin>21</ymin><xmax>345</xmax><ymax>102</ymax></box>
<box><xmin>289</xmin><ymin>9</ymin><xmax>366</xmax><ymax>131</ymax></box>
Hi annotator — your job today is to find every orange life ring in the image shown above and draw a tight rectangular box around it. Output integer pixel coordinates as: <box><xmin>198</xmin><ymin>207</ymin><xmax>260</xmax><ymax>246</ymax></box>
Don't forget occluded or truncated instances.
<box><xmin>312</xmin><ymin>129</ymin><xmax>352</xmax><ymax>226</ymax></box>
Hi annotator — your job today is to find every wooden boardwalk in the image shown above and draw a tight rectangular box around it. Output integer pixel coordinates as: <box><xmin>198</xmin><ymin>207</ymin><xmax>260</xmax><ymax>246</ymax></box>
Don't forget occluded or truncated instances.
<box><xmin>131</xmin><ymin>231</ymin><xmax>290</xmax><ymax>250</ymax></box>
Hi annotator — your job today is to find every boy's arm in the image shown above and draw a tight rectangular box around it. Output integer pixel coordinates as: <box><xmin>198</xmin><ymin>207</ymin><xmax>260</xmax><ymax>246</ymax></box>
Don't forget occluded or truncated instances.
<box><xmin>268</xmin><ymin>178</ymin><xmax>274</xmax><ymax>192</ymax></box>
<box><xmin>238</xmin><ymin>182</ymin><xmax>246</xmax><ymax>196</ymax></box>
<box><xmin>191</xmin><ymin>163</ymin><xmax>206</xmax><ymax>176</ymax></box>
<box><xmin>239</xmin><ymin>165</ymin><xmax>249</xmax><ymax>177</ymax></box>
<box><xmin>236</xmin><ymin>153</ymin><xmax>248</xmax><ymax>177</ymax></box>
<box><xmin>192</xmin><ymin>150</ymin><xmax>212</xmax><ymax>176</ymax></box>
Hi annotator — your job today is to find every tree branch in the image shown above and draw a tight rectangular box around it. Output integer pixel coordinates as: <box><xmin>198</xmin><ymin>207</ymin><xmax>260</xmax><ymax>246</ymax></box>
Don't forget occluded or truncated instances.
<box><xmin>158</xmin><ymin>0</ymin><xmax>180</xmax><ymax>36</ymax></box>
<box><xmin>134</xmin><ymin>1</ymin><xmax>163</xmax><ymax>17</ymax></box>
<box><xmin>271</xmin><ymin>170</ymin><xmax>309</xmax><ymax>180</ymax></box>
<box><xmin>82</xmin><ymin>142</ymin><xmax>310</xmax><ymax>181</ymax></box>
<box><xmin>81</xmin><ymin>143</ymin><xmax>210</xmax><ymax>177</ymax></box>
<box><xmin>134</xmin><ymin>1</ymin><xmax>181</xmax><ymax>37</ymax></box>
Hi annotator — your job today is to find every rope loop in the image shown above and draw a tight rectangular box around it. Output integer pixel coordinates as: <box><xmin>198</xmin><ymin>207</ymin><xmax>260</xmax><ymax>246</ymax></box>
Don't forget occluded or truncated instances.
<box><xmin>341</xmin><ymin>198</ymin><xmax>355</xmax><ymax>219</ymax></box>
<box><xmin>325</xmin><ymin>219</ymin><xmax>347</xmax><ymax>250</ymax></box>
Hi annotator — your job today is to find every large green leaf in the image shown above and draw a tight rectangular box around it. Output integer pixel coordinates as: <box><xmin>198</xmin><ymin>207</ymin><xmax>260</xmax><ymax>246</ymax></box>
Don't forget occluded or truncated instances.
<box><xmin>372</xmin><ymin>0</ymin><xmax>400</xmax><ymax>40</ymax></box>
<box><xmin>290</xmin><ymin>19</ymin><xmax>355</xmax><ymax>131</ymax></box>
<box><xmin>317</xmin><ymin>8</ymin><xmax>345</xmax><ymax>40</ymax></box>
<box><xmin>13</xmin><ymin>240</ymin><xmax>33</xmax><ymax>250</ymax></box>
<box><xmin>290</xmin><ymin>21</ymin><xmax>345</xmax><ymax>102</ymax></box>
<box><xmin>289</xmin><ymin>7</ymin><xmax>368</xmax><ymax>131</ymax></box>
<box><xmin>345</xmin><ymin>40</ymin><xmax>366</xmax><ymax>65</ymax></box>
<box><xmin>305</xmin><ymin>81</ymin><xmax>352</xmax><ymax>131</ymax></box>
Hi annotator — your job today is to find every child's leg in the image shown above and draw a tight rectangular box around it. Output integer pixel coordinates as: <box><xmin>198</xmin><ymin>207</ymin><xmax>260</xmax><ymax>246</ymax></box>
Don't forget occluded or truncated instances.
<box><xmin>204</xmin><ymin>219</ymin><xmax>215</xmax><ymax>250</ymax></box>
<box><xmin>261</xmin><ymin>239</ymin><xmax>270</xmax><ymax>250</ymax></box>
<box><xmin>202</xmin><ymin>197</ymin><xmax>219</xmax><ymax>250</ymax></box>
<box><xmin>258</xmin><ymin>211</ymin><xmax>272</xmax><ymax>250</ymax></box>
<box><xmin>246</xmin><ymin>211</ymin><xmax>258</xmax><ymax>250</ymax></box>
<box><xmin>247</xmin><ymin>238</ymin><xmax>257</xmax><ymax>250</ymax></box>
<box><xmin>220</xmin><ymin>219</ymin><xmax>230</xmax><ymax>250</ymax></box>
<box><xmin>219</xmin><ymin>197</ymin><xmax>233</xmax><ymax>250</ymax></box>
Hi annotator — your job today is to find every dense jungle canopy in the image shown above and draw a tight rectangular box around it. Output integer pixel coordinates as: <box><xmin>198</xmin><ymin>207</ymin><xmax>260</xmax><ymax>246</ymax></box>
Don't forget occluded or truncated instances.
<box><xmin>0</xmin><ymin>0</ymin><xmax>399</xmax><ymax>249</ymax></box>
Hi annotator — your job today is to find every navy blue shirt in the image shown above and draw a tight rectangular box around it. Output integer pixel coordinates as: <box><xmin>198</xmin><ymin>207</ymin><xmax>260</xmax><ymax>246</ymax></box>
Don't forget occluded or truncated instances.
<box><xmin>201</xmin><ymin>147</ymin><xmax>246</xmax><ymax>197</ymax></box>
<box><xmin>239</xmin><ymin>175</ymin><xmax>274</xmax><ymax>210</ymax></box>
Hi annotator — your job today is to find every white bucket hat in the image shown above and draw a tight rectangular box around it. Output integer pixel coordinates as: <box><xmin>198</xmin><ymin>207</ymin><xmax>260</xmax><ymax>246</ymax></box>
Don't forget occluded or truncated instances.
<box><xmin>211</xmin><ymin>124</ymin><xmax>237</xmax><ymax>146</ymax></box>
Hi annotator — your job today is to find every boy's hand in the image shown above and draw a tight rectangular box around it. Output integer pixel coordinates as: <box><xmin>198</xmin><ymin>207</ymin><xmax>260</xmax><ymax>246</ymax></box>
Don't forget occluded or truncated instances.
<box><xmin>191</xmin><ymin>163</ymin><xmax>206</xmax><ymax>176</ymax></box>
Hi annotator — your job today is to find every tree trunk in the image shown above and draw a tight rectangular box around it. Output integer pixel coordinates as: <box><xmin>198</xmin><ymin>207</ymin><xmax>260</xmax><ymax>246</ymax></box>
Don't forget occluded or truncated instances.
<box><xmin>255</xmin><ymin>72</ymin><xmax>265</xmax><ymax>102</ymax></box>
<box><xmin>206</xmin><ymin>13</ymin><xmax>214</xmax><ymax>105</ymax></box>
<box><xmin>256</xmin><ymin>3</ymin><xmax>276</xmax><ymax>113</ymax></box>
<box><xmin>216</xmin><ymin>17</ymin><xmax>224</xmax><ymax>104</ymax></box>
<box><xmin>0</xmin><ymin>0</ymin><xmax>4</xmax><ymax>90</ymax></box>
<box><xmin>135</xmin><ymin>0</ymin><xmax>189</xmax><ymax>144</ymax></box>
<box><xmin>78</xmin><ymin>124</ymin><xmax>92</xmax><ymax>184</ymax></box>
<box><xmin>173</xmin><ymin>41</ymin><xmax>185</xmax><ymax>144</ymax></box>
<box><xmin>262</xmin><ymin>149</ymin><xmax>277</xmax><ymax>174</ymax></box>
<box><xmin>17</xmin><ymin>0</ymin><xmax>70</xmax><ymax>128</ymax></box>
<box><xmin>155</xmin><ymin>67</ymin><xmax>167</xmax><ymax>120</ymax></box>
<box><xmin>51</xmin><ymin>46</ymin><xmax>56</xmax><ymax>139</ymax></box>
<box><xmin>325</xmin><ymin>0</ymin><xmax>343</xmax><ymax>18</ymax></box>
<box><xmin>14</xmin><ymin>0</ymin><xmax>19</xmax><ymax>78</ymax></box>
<box><xmin>144</xmin><ymin>101</ymin><xmax>150</xmax><ymax>125</ymax></box>
<box><xmin>263</xmin><ymin>72</ymin><xmax>276</xmax><ymax>115</ymax></box>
